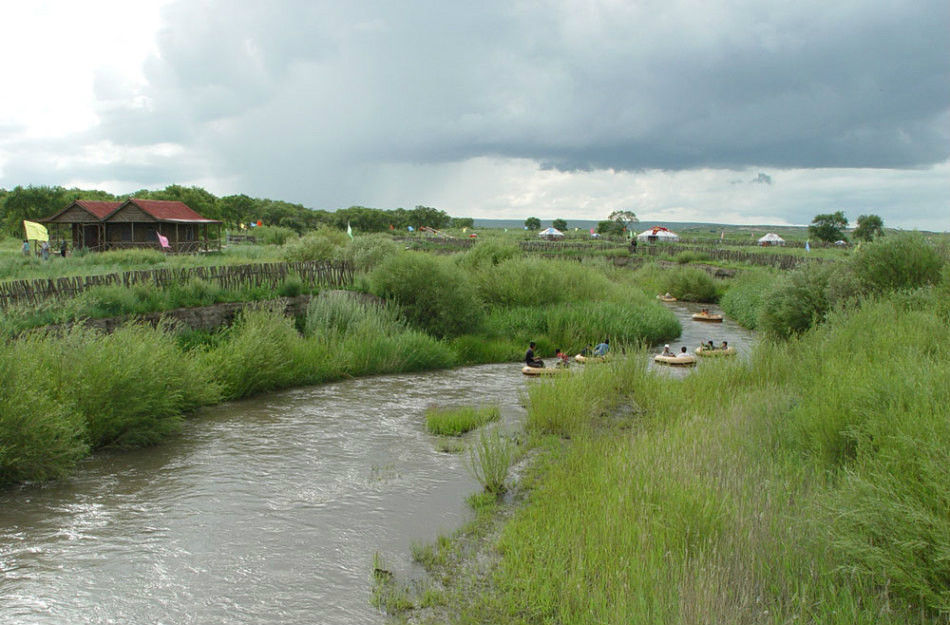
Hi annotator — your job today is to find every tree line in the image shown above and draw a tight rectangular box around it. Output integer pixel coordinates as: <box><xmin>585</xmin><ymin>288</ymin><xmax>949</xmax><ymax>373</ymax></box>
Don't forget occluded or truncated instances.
<box><xmin>0</xmin><ymin>184</ymin><xmax>473</xmax><ymax>238</ymax></box>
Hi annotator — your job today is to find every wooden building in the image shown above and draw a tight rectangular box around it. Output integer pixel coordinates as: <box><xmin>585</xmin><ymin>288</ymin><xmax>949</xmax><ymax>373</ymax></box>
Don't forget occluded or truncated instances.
<box><xmin>42</xmin><ymin>199</ymin><xmax>222</xmax><ymax>253</ymax></box>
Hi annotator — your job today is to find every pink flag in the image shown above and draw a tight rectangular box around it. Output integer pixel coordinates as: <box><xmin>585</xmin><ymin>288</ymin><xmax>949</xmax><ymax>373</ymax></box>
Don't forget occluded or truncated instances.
<box><xmin>157</xmin><ymin>233</ymin><xmax>170</xmax><ymax>248</ymax></box>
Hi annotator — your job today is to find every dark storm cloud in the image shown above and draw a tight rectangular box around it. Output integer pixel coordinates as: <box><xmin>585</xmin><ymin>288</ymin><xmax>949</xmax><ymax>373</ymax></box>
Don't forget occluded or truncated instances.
<box><xmin>95</xmin><ymin>0</ymin><xmax>948</xmax><ymax>180</ymax></box>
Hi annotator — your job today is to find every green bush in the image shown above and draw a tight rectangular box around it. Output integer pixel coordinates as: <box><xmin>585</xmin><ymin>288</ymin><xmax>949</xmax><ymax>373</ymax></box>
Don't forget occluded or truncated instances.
<box><xmin>369</xmin><ymin>252</ymin><xmax>483</xmax><ymax>338</ymax></box>
<box><xmin>52</xmin><ymin>323</ymin><xmax>220</xmax><ymax>448</ymax></box>
<box><xmin>674</xmin><ymin>250</ymin><xmax>710</xmax><ymax>264</ymax></box>
<box><xmin>471</xmin><ymin>257</ymin><xmax>613</xmax><ymax>307</ymax></box>
<box><xmin>343</xmin><ymin>234</ymin><xmax>399</xmax><ymax>273</ymax></box>
<box><xmin>758</xmin><ymin>264</ymin><xmax>832</xmax><ymax>339</ymax></box>
<box><xmin>282</xmin><ymin>228</ymin><xmax>346</xmax><ymax>262</ymax></box>
<box><xmin>254</xmin><ymin>225</ymin><xmax>298</xmax><ymax>246</ymax></box>
<box><xmin>719</xmin><ymin>269</ymin><xmax>774</xmax><ymax>330</ymax></box>
<box><xmin>0</xmin><ymin>335</ymin><xmax>88</xmax><ymax>485</ymax></box>
<box><xmin>850</xmin><ymin>232</ymin><xmax>944</xmax><ymax>294</ymax></box>
<box><xmin>661</xmin><ymin>266</ymin><xmax>717</xmax><ymax>302</ymax></box>
<box><xmin>457</xmin><ymin>240</ymin><xmax>520</xmax><ymax>271</ymax></box>
<box><xmin>468</xmin><ymin>428</ymin><xmax>516</xmax><ymax>494</ymax></box>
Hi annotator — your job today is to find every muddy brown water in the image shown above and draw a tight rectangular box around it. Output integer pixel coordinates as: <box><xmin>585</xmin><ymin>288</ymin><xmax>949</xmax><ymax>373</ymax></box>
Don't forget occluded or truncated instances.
<box><xmin>0</xmin><ymin>309</ymin><xmax>752</xmax><ymax>625</ymax></box>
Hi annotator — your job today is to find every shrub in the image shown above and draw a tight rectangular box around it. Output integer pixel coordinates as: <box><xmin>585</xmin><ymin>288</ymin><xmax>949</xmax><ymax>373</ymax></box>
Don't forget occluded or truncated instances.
<box><xmin>255</xmin><ymin>225</ymin><xmax>298</xmax><ymax>246</ymax></box>
<box><xmin>661</xmin><ymin>267</ymin><xmax>717</xmax><ymax>302</ymax></box>
<box><xmin>369</xmin><ymin>252</ymin><xmax>483</xmax><ymax>338</ymax></box>
<box><xmin>471</xmin><ymin>257</ymin><xmax>613</xmax><ymax>307</ymax></box>
<box><xmin>343</xmin><ymin>234</ymin><xmax>399</xmax><ymax>273</ymax></box>
<box><xmin>850</xmin><ymin>232</ymin><xmax>944</xmax><ymax>294</ymax></box>
<box><xmin>282</xmin><ymin>228</ymin><xmax>345</xmax><ymax>262</ymax></box>
<box><xmin>674</xmin><ymin>250</ymin><xmax>710</xmax><ymax>264</ymax></box>
<box><xmin>468</xmin><ymin>428</ymin><xmax>516</xmax><ymax>494</ymax></box>
<box><xmin>719</xmin><ymin>270</ymin><xmax>774</xmax><ymax>330</ymax></box>
<box><xmin>457</xmin><ymin>240</ymin><xmax>520</xmax><ymax>271</ymax></box>
<box><xmin>758</xmin><ymin>264</ymin><xmax>832</xmax><ymax>340</ymax></box>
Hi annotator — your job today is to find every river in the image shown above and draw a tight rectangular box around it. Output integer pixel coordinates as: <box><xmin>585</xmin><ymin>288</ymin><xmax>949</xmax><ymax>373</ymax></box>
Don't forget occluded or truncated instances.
<box><xmin>0</xmin><ymin>304</ymin><xmax>752</xmax><ymax>625</ymax></box>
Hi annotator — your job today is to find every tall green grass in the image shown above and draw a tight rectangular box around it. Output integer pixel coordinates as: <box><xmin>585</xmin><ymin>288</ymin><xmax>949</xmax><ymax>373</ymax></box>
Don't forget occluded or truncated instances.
<box><xmin>449</xmin><ymin>292</ymin><xmax>949</xmax><ymax>623</ymax></box>
<box><xmin>425</xmin><ymin>404</ymin><xmax>500</xmax><ymax>436</ymax></box>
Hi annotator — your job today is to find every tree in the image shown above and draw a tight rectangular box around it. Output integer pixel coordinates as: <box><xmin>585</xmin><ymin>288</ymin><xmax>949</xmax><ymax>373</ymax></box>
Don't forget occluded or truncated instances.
<box><xmin>596</xmin><ymin>220</ymin><xmax>624</xmax><ymax>237</ymax></box>
<box><xmin>808</xmin><ymin>211</ymin><xmax>849</xmax><ymax>243</ymax></box>
<box><xmin>552</xmin><ymin>218</ymin><xmax>568</xmax><ymax>231</ymax></box>
<box><xmin>524</xmin><ymin>217</ymin><xmax>541</xmax><ymax>230</ymax></box>
<box><xmin>608</xmin><ymin>210</ymin><xmax>639</xmax><ymax>235</ymax></box>
<box><xmin>853</xmin><ymin>214</ymin><xmax>884</xmax><ymax>242</ymax></box>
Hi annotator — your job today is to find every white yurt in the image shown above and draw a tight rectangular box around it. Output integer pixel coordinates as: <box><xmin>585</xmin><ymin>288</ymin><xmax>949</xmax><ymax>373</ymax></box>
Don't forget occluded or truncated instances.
<box><xmin>637</xmin><ymin>227</ymin><xmax>679</xmax><ymax>242</ymax></box>
<box><xmin>538</xmin><ymin>227</ymin><xmax>565</xmax><ymax>240</ymax></box>
<box><xmin>757</xmin><ymin>233</ymin><xmax>785</xmax><ymax>246</ymax></box>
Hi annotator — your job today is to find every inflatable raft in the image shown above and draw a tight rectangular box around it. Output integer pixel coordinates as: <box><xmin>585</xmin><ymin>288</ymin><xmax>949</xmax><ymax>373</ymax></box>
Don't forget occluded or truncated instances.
<box><xmin>691</xmin><ymin>312</ymin><xmax>723</xmax><ymax>322</ymax></box>
<box><xmin>695</xmin><ymin>346</ymin><xmax>736</xmax><ymax>357</ymax></box>
<box><xmin>574</xmin><ymin>354</ymin><xmax>608</xmax><ymax>364</ymax></box>
<box><xmin>522</xmin><ymin>365</ymin><xmax>569</xmax><ymax>376</ymax></box>
<box><xmin>657</xmin><ymin>295</ymin><xmax>677</xmax><ymax>302</ymax></box>
<box><xmin>654</xmin><ymin>354</ymin><xmax>697</xmax><ymax>366</ymax></box>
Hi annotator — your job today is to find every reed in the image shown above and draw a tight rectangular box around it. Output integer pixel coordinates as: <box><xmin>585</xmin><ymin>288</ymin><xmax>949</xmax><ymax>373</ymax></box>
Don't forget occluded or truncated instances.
<box><xmin>425</xmin><ymin>404</ymin><xmax>500</xmax><ymax>436</ymax></box>
<box><xmin>468</xmin><ymin>428</ymin><xmax>516</xmax><ymax>494</ymax></box>
<box><xmin>449</xmin><ymin>292</ymin><xmax>948</xmax><ymax>623</ymax></box>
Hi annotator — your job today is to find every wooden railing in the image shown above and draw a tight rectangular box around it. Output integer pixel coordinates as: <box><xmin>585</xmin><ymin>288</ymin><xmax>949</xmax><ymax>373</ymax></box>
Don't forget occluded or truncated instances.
<box><xmin>0</xmin><ymin>260</ymin><xmax>353</xmax><ymax>309</ymax></box>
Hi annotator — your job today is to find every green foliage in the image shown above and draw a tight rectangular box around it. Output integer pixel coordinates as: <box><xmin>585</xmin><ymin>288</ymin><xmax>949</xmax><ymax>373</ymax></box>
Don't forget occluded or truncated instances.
<box><xmin>551</xmin><ymin>218</ymin><xmax>568</xmax><ymax>231</ymax></box>
<box><xmin>369</xmin><ymin>252</ymin><xmax>483</xmax><ymax>338</ymax></box>
<box><xmin>282</xmin><ymin>228</ymin><xmax>345</xmax><ymax>262</ymax></box>
<box><xmin>850</xmin><ymin>231</ymin><xmax>944</xmax><ymax>293</ymax></box>
<box><xmin>808</xmin><ymin>210</ymin><xmax>849</xmax><ymax>243</ymax></box>
<box><xmin>471</xmin><ymin>257</ymin><xmax>612</xmax><ymax>307</ymax></box>
<box><xmin>661</xmin><ymin>266</ymin><xmax>717</xmax><ymax>302</ymax></box>
<box><xmin>673</xmin><ymin>250</ymin><xmax>710</xmax><ymax>264</ymax></box>
<box><xmin>524</xmin><ymin>217</ymin><xmax>541</xmax><ymax>230</ymax></box>
<box><xmin>758</xmin><ymin>264</ymin><xmax>833</xmax><ymax>339</ymax></box>
<box><xmin>0</xmin><ymin>334</ymin><xmax>88</xmax><ymax>485</ymax></box>
<box><xmin>425</xmin><ymin>404</ymin><xmax>500</xmax><ymax>436</ymax></box>
<box><xmin>718</xmin><ymin>269</ymin><xmax>774</xmax><ymax>329</ymax></box>
<box><xmin>254</xmin><ymin>225</ymin><xmax>298</xmax><ymax>246</ymax></box>
<box><xmin>456</xmin><ymin>239</ymin><xmax>520</xmax><ymax>271</ymax></box>
<box><xmin>468</xmin><ymin>428</ymin><xmax>516</xmax><ymax>494</ymax></box>
<box><xmin>205</xmin><ymin>305</ymin><xmax>313</xmax><ymax>399</ymax></box>
<box><xmin>342</xmin><ymin>233</ymin><xmax>399</xmax><ymax>272</ymax></box>
<box><xmin>852</xmin><ymin>214</ymin><xmax>884</xmax><ymax>242</ymax></box>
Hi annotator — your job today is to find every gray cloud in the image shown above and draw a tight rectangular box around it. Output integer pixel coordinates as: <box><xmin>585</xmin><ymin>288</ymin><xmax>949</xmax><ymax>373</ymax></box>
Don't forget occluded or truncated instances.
<box><xmin>3</xmin><ymin>0</ymin><xmax>947</xmax><ymax>229</ymax></box>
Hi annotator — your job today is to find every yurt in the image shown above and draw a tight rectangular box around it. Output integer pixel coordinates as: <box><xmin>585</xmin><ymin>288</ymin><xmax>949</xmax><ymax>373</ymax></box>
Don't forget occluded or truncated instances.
<box><xmin>538</xmin><ymin>227</ymin><xmax>565</xmax><ymax>240</ymax></box>
<box><xmin>757</xmin><ymin>233</ymin><xmax>785</xmax><ymax>246</ymax></box>
<box><xmin>637</xmin><ymin>227</ymin><xmax>679</xmax><ymax>243</ymax></box>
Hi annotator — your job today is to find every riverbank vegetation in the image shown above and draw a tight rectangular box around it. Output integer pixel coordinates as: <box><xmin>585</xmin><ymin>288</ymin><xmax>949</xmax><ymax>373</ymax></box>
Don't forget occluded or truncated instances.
<box><xmin>0</xmin><ymin>244</ymin><xmax>680</xmax><ymax>487</ymax></box>
<box><xmin>382</xmin><ymin>233</ymin><xmax>950</xmax><ymax>624</ymax></box>
<box><xmin>425</xmin><ymin>405</ymin><xmax>500</xmax><ymax>437</ymax></box>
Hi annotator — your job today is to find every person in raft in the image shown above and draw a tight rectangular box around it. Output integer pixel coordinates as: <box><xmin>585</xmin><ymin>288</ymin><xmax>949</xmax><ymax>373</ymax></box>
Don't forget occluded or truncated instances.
<box><xmin>525</xmin><ymin>341</ymin><xmax>544</xmax><ymax>368</ymax></box>
<box><xmin>555</xmin><ymin>348</ymin><xmax>570</xmax><ymax>367</ymax></box>
<box><xmin>661</xmin><ymin>344</ymin><xmax>674</xmax><ymax>357</ymax></box>
<box><xmin>680</xmin><ymin>346</ymin><xmax>689</xmax><ymax>355</ymax></box>
<box><xmin>706</xmin><ymin>340</ymin><xmax>716</xmax><ymax>351</ymax></box>
<box><xmin>593</xmin><ymin>340</ymin><xmax>609</xmax><ymax>357</ymax></box>
<box><xmin>579</xmin><ymin>343</ymin><xmax>593</xmax><ymax>356</ymax></box>
<box><xmin>720</xmin><ymin>340</ymin><xmax>729</xmax><ymax>350</ymax></box>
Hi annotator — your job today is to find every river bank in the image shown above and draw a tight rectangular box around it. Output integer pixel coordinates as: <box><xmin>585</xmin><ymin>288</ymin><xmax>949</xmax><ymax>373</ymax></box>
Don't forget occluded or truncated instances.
<box><xmin>382</xmin><ymin>290</ymin><xmax>950</xmax><ymax>623</ymax></box>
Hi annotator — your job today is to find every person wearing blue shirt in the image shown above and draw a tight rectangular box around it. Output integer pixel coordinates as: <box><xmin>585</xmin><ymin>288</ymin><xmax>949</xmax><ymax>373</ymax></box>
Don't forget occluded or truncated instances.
<box><xmin>593</xmin><ymin>339</ymin><xmax>609</xmax><ymax>357</ymax></box>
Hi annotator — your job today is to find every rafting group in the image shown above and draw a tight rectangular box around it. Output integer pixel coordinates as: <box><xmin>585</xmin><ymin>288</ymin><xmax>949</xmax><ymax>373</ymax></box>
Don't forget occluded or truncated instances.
<box><xmin>654</xmin><ymin>339</ymin><xmax>735</xmax><ymax>366</ymax></box>
<box><xmin>522</xmin><ymin>340</ymin><xmax>609</xmax><ymax>375</ymax></box>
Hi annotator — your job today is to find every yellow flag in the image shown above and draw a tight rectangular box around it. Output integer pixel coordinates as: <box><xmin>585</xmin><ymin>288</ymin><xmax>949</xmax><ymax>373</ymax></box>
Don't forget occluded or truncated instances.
<box><xmin>23</xmin><ymin>220</ymin><xmax>49</xmax><ymax>241</ymax></box>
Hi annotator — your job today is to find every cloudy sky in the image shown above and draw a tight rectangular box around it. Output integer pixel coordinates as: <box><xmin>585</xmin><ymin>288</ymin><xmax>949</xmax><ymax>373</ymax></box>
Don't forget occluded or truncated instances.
<box><xmin>1</xmin><ymin>0</ymin><xmax>947</xmax><ymax>230</ymax></box>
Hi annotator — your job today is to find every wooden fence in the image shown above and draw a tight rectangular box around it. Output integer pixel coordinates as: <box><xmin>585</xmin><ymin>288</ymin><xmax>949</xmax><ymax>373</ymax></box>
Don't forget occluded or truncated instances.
<box><xmin>637</xmin><ymin>245</ymin><xmax>823</xmax><ymax>270</ymax></box>
<box><xmin>0</xmin><ymin>260</ymin><xmax>354</xmax><ymax>309</ymax></box>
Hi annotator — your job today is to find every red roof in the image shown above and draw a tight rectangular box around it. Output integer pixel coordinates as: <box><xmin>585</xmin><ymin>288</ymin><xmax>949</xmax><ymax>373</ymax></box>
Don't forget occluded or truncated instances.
<box><xmin>75</xmin><ymin>200</ymin><xmax>122</xmax><ymax>219</ymax></box>
<box><xmin>111</xmin><ymin>199</ymin><xmax>220</xmax><ymax>223</ymax></box>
